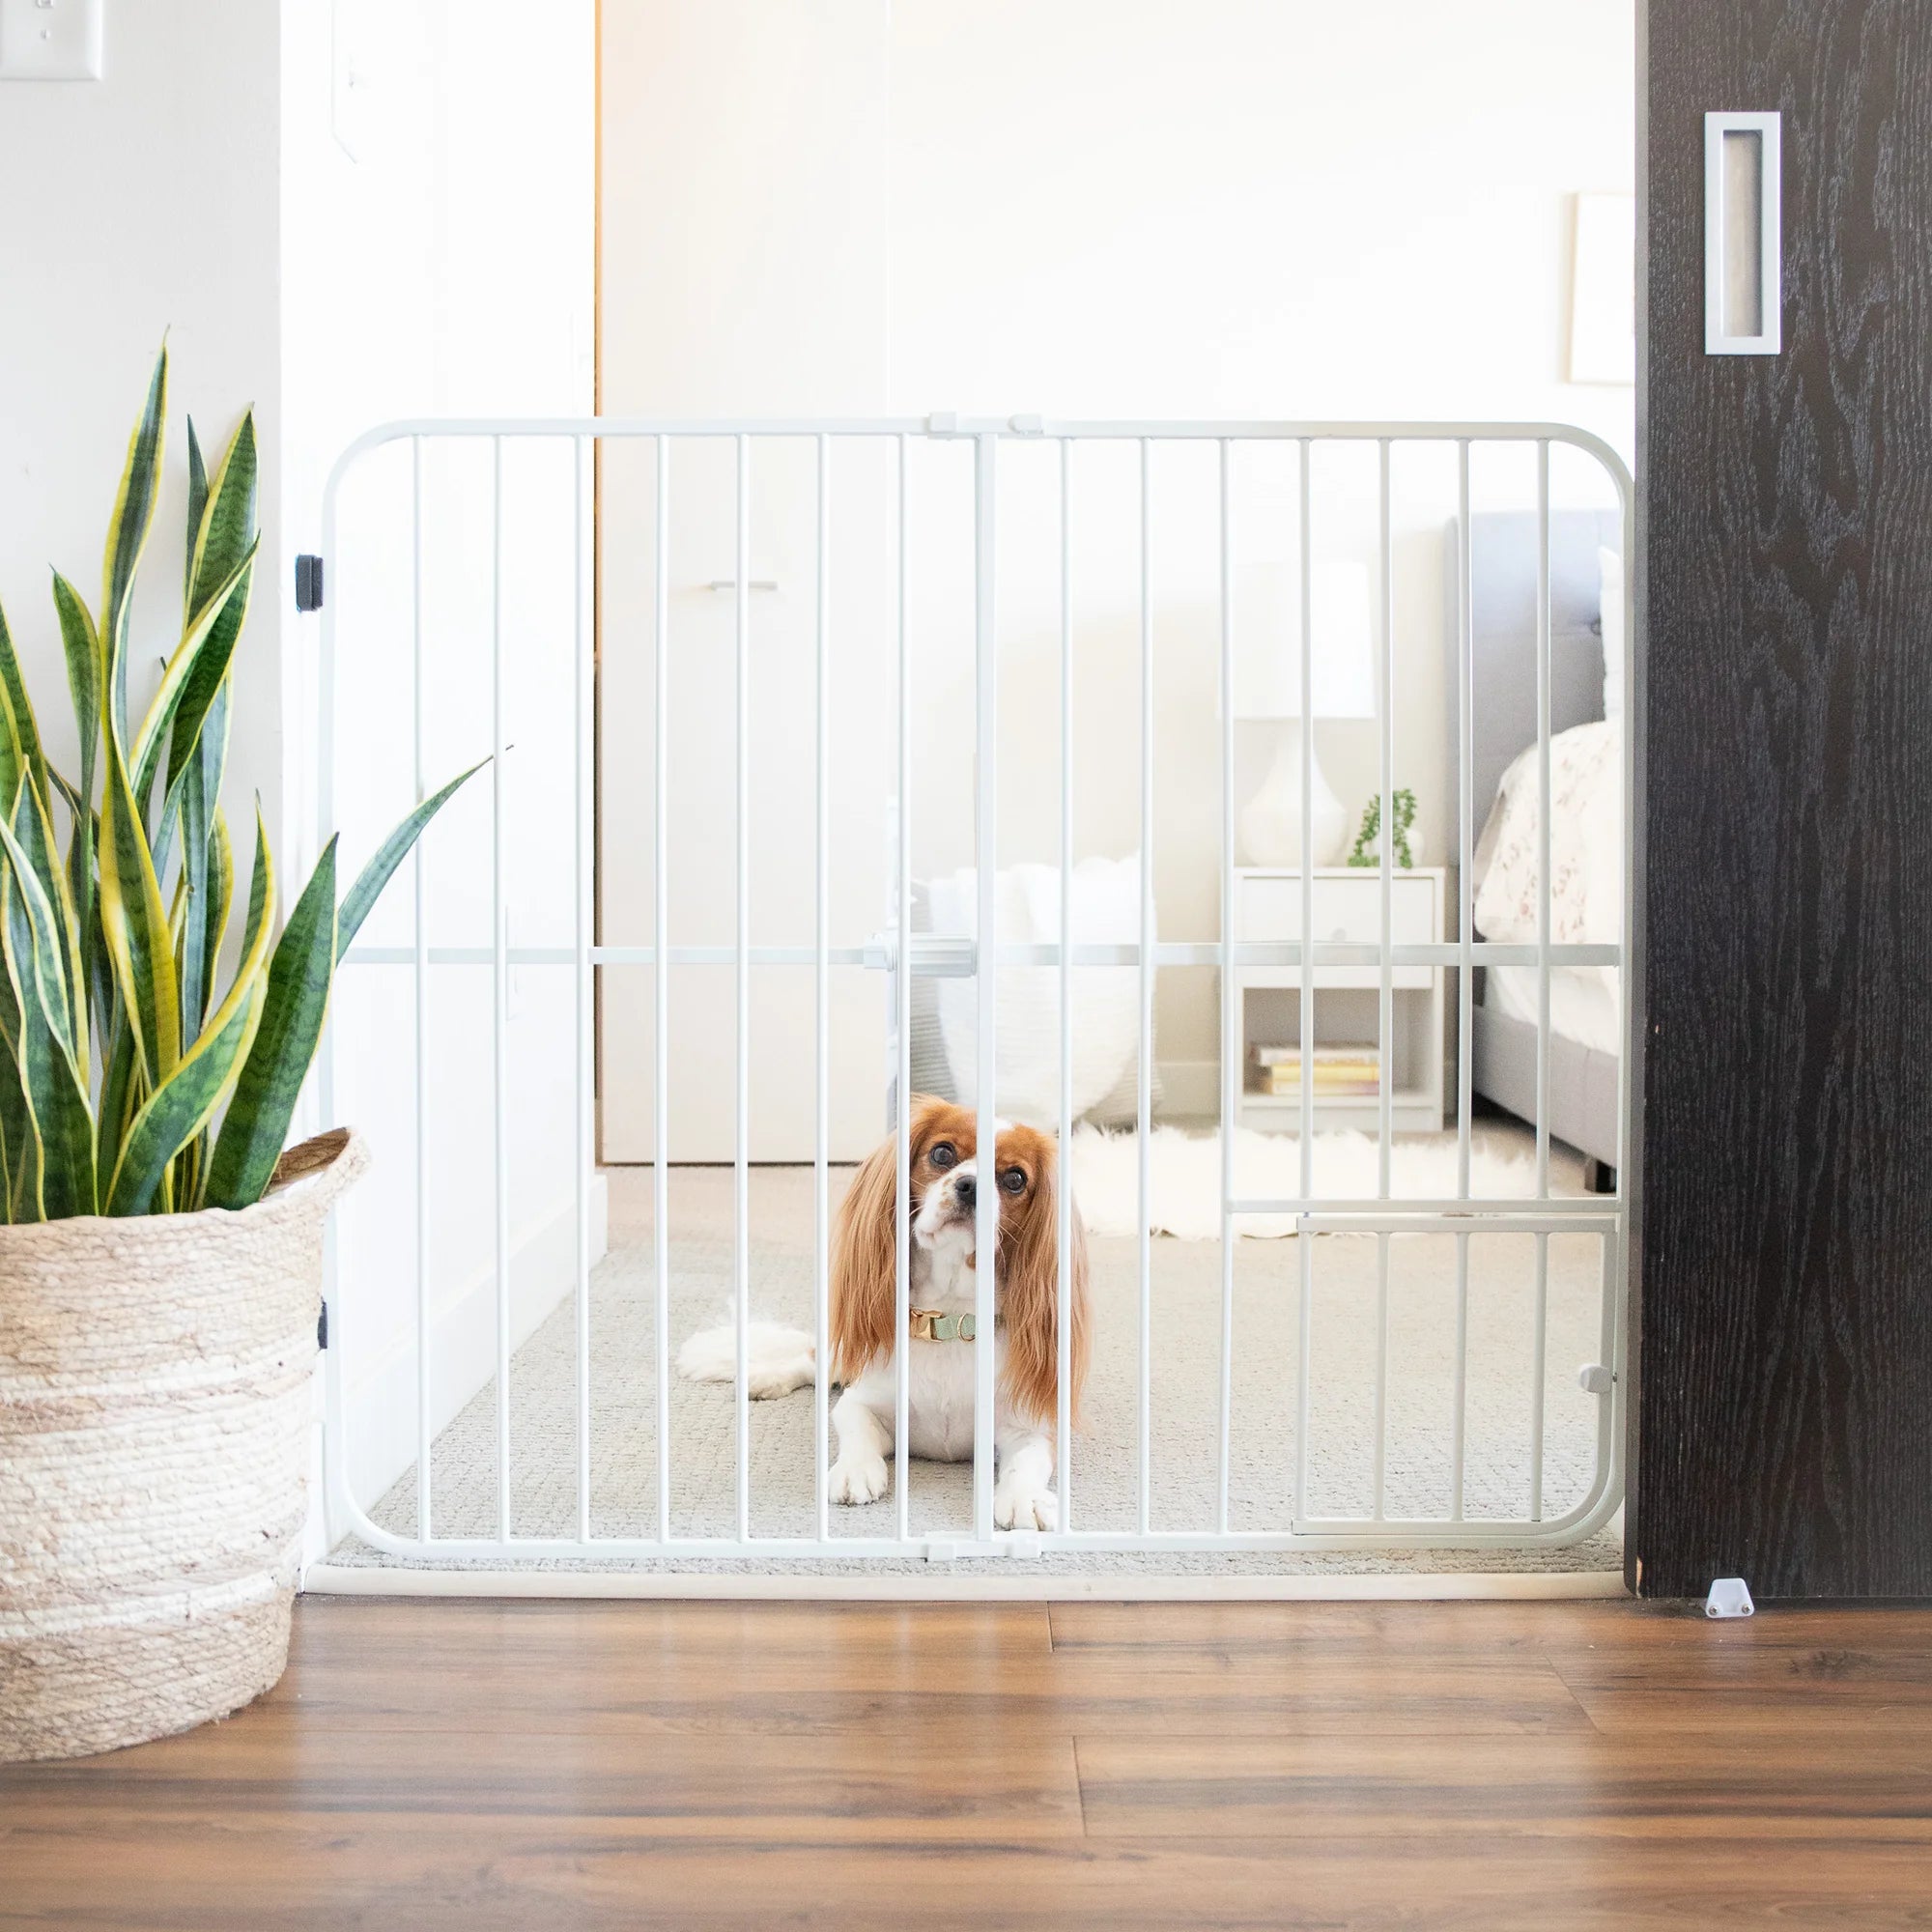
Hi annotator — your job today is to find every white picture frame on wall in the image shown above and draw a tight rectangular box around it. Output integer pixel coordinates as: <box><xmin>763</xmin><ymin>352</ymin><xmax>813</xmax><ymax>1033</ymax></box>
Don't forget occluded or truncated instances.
<box><xmin>1569</xmin><ymin>192</ymin><xmax>1636</xmax><ymax>384</ymax></box>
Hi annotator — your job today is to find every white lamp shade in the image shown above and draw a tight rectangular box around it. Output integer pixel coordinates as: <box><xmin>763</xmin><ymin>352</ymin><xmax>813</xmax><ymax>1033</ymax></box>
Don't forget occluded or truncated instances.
<box><xmin>1231</xmin><ymin>556</ymin><xmax>1378</xmax><ymax>720</ymax></box>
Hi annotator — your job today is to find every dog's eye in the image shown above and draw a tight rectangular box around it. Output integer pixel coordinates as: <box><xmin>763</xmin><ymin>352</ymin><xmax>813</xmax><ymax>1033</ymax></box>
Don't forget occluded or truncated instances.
<box><xmin>929</xmin><ymin>1143</ymin><xmax>957</xmax><ymax>1170</ymax></box>
<box><xmin>1000</xmin><ymin>1167</ymin><xmax>1027</xmax><ymax>1195</ymax></box>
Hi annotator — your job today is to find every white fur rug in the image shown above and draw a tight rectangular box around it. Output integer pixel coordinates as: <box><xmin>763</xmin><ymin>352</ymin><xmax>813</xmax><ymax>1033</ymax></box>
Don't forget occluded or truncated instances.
<box><xmin>1068</xmin><ymin>1125</ymin><xmax>1551</xmax><ymax>1239</ymax></box>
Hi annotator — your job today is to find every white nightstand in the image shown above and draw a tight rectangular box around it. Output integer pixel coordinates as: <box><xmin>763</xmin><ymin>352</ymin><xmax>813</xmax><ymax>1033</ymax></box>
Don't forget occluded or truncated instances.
<box><xmin>1230</xmin><ymin>866</ymin><xmax>1447</xmax><ymax>1133</ymax></box>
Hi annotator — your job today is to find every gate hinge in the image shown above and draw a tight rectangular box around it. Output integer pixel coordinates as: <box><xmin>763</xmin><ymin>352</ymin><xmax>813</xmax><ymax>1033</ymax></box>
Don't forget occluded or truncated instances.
<box><xmin>317</xmin><ymin>1301</ymin><xmax>329</xmax><ymax>1350</ymax></box>
<box><xmin>295</xmin><ymin>554</ymin><xmax>326</xmax><ymax>612</ymax></box>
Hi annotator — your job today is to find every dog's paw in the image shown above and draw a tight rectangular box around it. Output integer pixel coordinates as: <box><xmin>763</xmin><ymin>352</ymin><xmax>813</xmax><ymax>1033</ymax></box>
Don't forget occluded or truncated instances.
<box><xmin>828</xmin><ymin>1453</ymin><xmax>891</xmax><ymax>1505</ymax></box>
<box><xmin>993</xmin><ymin>1481</ymin><xmax>1059</xmax><ymax>1531</ymax></box>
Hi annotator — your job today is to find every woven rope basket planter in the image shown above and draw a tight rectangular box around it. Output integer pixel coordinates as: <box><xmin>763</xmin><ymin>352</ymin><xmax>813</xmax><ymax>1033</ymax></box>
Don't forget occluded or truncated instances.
<box><xmin>0</xmin><ymin>1128</ymin><xmax>367</xmax><ymax>1763</ymax></box>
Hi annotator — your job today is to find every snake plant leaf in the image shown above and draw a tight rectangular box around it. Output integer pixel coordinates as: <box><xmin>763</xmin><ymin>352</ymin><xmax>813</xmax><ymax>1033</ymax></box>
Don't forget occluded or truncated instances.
<box><xmin>129</xmin><ymin>538</ymin><xmax>257</xmax><ymax>817</ymax></box>
<box><xmin>201</xmin><ymin>804</ymin><xmax>235</xmax><ymax>1030</ymax></box>
<box><xmin>185</xmin><ymin>418</ymin><xmax>208</xmax><ymax>614</ymax></box>
<box><xmin>0</xmin><ymin>815</ymin><xmax>96</xmax><ymax>1219</ymax></box>
<box><xmin>0</xmin><ymin>601</ymin><xmax>46</xmax><ymax>816</ymax></box>
<box><xmin>0</xmin><ymin>608</ymin><xmax>24</xmax><ymax>821</ymax></box>
<box><xmin>94</xmin><ymin>1008</ymin><xmax>137</xmax><ymax>1186</ymax></box>
<box><xmin>102</xmin><ymin>344</ymin><xmax>168</xmax><ymax>747</ymax></box>
<box><xmin>99</xmin><ymin>724</ymin><xmax>180</xmax><ymax>1087</ymax></box>
<box><xmin>186</xmin><ymin>412</ymin><xmax>257</xmax><ymax>622</ymax></box>
<box><xmin>11</xmin><ymin>781</ymin><xmax>86</xmax><ymax>1079</ymax></box>
<box><xmin>202</xmin><ymin>835</ymin><xmax>337</xmax><ymax>1212</ymax></box>
<box><xmin>2</xmin><ymin>791</ymin><xmax>79</xmax><ymax>1068</ymax></box>
<box><xmin>106</xmin><ymin>817</ymin><xmax>273</xmax><ymax>1217</ymax></box>
<box><xmin>177</xmin><ymin>756</ymin><xmax>213</xmax><ymax>1037</ymax></box>
<box><xmin>337</xmin><ymin>758</ymin><xmax>490</xmax><ymax>960</ymax></box>
<box><xmin>50</xmin><ymin>574</ymin><xmax>100</xmax><ymax>952</ymax></box>
<box><xmin>0</xmin><ymin>823</ymin><xmax>48</xmax><ymax>1222</ymax></box>
<box><xmin>144</xmin><ymin>413</ymin><xmax>258</xmax><ymax>839</ymax></box>
<box><xmin>0</xmin><ymin>1031</ymin><xmax>35</xmax><ymax>1224</ymax></box>
<box><xmin>152</xmin><ymin>644</ymin><xmax>234</xmax><ymax>889</ymax></box>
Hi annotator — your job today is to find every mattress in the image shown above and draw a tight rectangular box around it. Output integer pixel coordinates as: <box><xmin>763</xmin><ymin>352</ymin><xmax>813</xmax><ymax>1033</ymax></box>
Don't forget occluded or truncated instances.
<box><xmin>1471</xmin><ymin>718</ymin><xmax>1623</xmax><ymax>1058</ymax></box>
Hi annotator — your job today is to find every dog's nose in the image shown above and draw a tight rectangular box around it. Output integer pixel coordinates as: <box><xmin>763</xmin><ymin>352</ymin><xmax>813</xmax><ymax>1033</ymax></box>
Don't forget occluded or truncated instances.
<box><xmin>952</xmin><ymin>1173</ymin><xmax>976</xmax><ymax>1208</ymax></box>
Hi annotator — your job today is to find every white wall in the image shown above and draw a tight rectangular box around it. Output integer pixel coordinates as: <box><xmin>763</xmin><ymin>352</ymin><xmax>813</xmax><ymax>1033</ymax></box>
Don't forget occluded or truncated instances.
<box><xmin>600</xmin><ymin>0</ymin><xmax>1635</xmax><ymax>1130</ymax></box>
<box><xmin>280</xmin><ymin>0</ymin><xmax>599</xmax><ymax>1524</ymax></box>
<box><xmin>1</xmin><ymin>1</ymin><xmax>597</xmax><ymax>1544</ymax></box>
<box><xmin>0</xmin><ymin>0</ymin><xmax>284</xmax><ymax>842</ymax></box>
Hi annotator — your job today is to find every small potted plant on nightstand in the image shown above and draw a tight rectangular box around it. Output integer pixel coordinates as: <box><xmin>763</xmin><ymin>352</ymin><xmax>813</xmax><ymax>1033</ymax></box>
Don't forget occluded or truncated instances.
<box><xmin>0</xmin><ymin>345</ymin><xmax>479</xmax><ymax>1762</ymax></box>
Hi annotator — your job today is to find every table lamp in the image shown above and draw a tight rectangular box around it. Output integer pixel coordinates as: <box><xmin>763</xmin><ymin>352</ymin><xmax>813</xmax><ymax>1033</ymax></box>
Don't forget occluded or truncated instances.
<box><xmin>1234</xmin><ymin>557</ymin><xmax>1377</xmax><ymax>867</ymax></box>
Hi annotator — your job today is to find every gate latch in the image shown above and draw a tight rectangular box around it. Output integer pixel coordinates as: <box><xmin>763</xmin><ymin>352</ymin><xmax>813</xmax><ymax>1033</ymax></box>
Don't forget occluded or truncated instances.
<box><xmin>1577</xmin><ymin>1363</ymin><xmax>1614</xmax><ymax>1395</ymax></box>
<box><xmin>295</xmin><ymin>554</ymin><xmax>326</xmax><ymax>612</ymax></box>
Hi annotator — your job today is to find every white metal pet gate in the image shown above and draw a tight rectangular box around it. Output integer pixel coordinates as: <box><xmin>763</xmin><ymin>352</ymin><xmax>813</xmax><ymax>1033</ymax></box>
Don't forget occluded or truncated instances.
<box><xmin>317</xmin><ymin>414</ymin><xmax>1633</xmax><ymax>1570</ymax></box>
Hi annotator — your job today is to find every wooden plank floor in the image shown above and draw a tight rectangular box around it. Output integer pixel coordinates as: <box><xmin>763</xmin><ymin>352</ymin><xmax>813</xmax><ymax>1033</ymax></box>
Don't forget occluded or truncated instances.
<box><xmin>4</xmin><ymin>1597</ymin><xmax>1932</xmax><ymax>1928</ymax></box>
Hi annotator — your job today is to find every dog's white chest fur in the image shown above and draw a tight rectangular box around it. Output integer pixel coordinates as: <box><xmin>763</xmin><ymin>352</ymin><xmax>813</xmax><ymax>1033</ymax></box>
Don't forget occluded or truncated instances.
<box><xmin>887</xmin><ymin>1225</ymin><xmax>985</xmax><ymax>1463</ymax></box>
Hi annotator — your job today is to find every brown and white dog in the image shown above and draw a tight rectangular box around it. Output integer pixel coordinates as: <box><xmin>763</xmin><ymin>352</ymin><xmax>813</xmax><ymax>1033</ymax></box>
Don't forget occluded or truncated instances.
<box><xmin>678</xmin><ymin>1097</ymin><xmax>1090</xmax><ymax>1529</ymax></box>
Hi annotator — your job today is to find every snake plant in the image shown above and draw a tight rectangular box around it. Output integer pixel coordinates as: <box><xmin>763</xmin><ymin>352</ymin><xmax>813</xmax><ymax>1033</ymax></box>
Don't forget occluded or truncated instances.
<box><xmin>0</xmin><ymin>342</ymin><xmax>479</xmax><ymax>1221</ymax></box>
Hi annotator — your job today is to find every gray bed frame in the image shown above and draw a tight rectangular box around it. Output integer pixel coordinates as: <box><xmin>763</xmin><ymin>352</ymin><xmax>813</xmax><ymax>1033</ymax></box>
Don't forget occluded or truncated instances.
<box><xmin>1446</xmin><ymin>509</ymin><xmax>1621</xmax><ymax>1179</ymax></box>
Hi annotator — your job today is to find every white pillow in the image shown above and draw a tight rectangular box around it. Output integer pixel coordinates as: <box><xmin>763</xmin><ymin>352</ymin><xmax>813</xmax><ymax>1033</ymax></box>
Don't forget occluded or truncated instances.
<box><xmin>1598</xmin><ymin>545</ymin><xmax>1625</xmax><ymax>720</ymax></box>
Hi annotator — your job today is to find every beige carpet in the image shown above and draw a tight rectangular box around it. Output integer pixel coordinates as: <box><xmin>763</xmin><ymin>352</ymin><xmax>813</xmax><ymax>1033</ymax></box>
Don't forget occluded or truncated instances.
<box><xmin>335</xmin><ymin>1125</ymin><xmax>1622</xmax><ymax>1578</ymax></box>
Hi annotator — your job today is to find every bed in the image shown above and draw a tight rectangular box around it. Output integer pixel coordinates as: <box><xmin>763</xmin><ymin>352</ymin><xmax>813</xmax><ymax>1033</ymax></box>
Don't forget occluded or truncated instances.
<box><xmin>1446</xmin><ymin>509</ymin><xmax>1625</xmax><ymax>1181</ymax></box>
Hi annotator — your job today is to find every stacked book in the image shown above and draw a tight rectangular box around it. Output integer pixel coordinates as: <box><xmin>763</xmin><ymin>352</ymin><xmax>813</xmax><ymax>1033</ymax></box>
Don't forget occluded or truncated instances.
<box><xmin>1250</xmin><ymin>1043</ymin><xmax>1381</xmax><ymax>1099</ymax></box>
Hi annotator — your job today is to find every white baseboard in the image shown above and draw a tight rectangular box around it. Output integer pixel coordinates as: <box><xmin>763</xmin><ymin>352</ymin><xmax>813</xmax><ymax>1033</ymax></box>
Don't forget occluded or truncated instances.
<box><xmin>301</xmin><ymin>1563</ymin><xmax>1627</xmax><ymax>1603</ymax></box>
<box><xmin>339</xmin><ymin>1178</ymin><xmax>610</xmax><ymax>1512</ymax></box>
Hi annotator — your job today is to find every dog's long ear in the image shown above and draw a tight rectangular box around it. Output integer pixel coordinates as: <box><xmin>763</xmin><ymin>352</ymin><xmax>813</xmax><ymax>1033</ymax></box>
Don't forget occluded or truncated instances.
<box><xmin>998</xmin><ymin>1138</ymin><xmax>1091</xmax><ymax>1428</ymax></box>
<box><xmin>830</xmin><ymin>1100</ymin><xmax>938</xmax><ymax>1383</ymax></box>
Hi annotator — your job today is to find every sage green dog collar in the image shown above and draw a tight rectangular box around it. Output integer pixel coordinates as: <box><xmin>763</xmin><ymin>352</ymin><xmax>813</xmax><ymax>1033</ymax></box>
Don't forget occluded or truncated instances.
<box><xmin>907</xmin><ymin>1309</ymin><xmax>977</xmax><ymax>1341</ymax></box>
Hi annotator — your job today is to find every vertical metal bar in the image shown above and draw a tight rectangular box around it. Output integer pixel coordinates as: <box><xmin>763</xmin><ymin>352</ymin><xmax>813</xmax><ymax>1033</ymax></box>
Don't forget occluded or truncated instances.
<box><xmin>1057</xmin><ymin>435</ymin><xmax>1074</xmax><ymax>1533</ymax></box>
<box><xmin>573</xmin><ymin>434</ymin><xmax>592</xmax><ymax>1545</ymax></box>
<box><xmin>1531</xmin><ymin>440</ymin><xmax>1552</xmax><ymax>1525</ymax></box>
<box><xmin>1612</xmin><ymin>455</ymin><xmax>1635</xmax><ymax>1512</ymax></box>
<box><xmin>315</xmin><ymin>453</ymin><xmax>343</xmax><ymax>1547</ymax></box>
<box><xmin>1535</xmin><ymin>440</ymin><xmax>1552</xmax><ymax>1197</ymax></box>
<box><xmin>1372</xmin><ymin>439</ymin><xmax>1393</xmax><ymax>1524</ymax></box>
<box><xmin>491</xmin><ymin>436</ymin><xmax>510</xmax><ymax>1544</ymax></box>
<box><xmin>1137</xmin><ymin>437</ymin><xmax>1154</xmax><ymax>1537</ymax></box>
<box><xmin>1452</xmin><ymin>1230</ymin><xmax>1469</xmax><ymax>1520</ymax></box>
<box><xmin>412</xmin><ymin>436</ymin><xmax>431</xmax><ymax>1546</ymax></box>
<box><xmin>1456</xmin><ymin>441</ymin><xmax>1474</xmax><ymax>1200</ymax></box>
<box><xmin>1297</xmin><ymin>440</ymin><xmax>1316</xmax><ymax>1185</ymax></box>
<box><xmin>1293</xmin><ymin>439</ymin><xmax>1314</xmax><ymax>1525</ymax></box>
<box><xmin>1372</xmin><ymin>1231</ymin><xmax>1389</xmax><ymax>1519</ymax></box>
<box><xmin>1216</xmin><ymin>437</ymin><xmax>1236</xmax><ymax>1536</ymax></box>
<box><xmin>973</xmin><ymin>433</ymin><xmax>998</xmax><ymax>1545</ymax></box>
<box><xmin>895</xmin><ymin>434</ymin><xmax>912</xmax><ymax>1539</ymax></box>
<box><xmin>814</xmin><ymin>434</ymin><xmax>831</xmax><ymax>1543</ymax></box>
<box><xmin>1453</xmin><ymin>441</ymin><xmax>1474</xmax><ymax>1523</ymax></box>
<box><xmin>734</xmin><ymin>434</ymin><xmax>752</xmax><ymax>1544</ymax></box>
<box><xmin>1377</xmin><ymin>440</ymin><xmax>1394</xmax><ymax>1196</ymax></box>
<box><xmin>1530</xmin><ymin>1230</ymin><xmax>1548</xmax><ymax>1520</ymax></box>
<box><xmin>653</xmin><ymin>437</ymin><xmax>671</xmax><ymax>1544</ymax></box>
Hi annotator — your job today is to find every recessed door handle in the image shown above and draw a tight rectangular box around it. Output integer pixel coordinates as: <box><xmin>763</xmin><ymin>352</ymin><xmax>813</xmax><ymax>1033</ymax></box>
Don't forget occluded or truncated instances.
<box><xmin>1705</xmin><ymin>110</ymin><xmax>1780</xmax><ymax>355</ymax></box>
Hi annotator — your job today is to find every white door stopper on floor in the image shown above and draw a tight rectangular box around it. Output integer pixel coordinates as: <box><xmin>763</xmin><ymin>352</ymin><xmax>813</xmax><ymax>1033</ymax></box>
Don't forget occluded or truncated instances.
<box><xmin>1705</xmin><ymin>1577</ymin><xmax>1754</xmax><ymax>1618</ymax></box>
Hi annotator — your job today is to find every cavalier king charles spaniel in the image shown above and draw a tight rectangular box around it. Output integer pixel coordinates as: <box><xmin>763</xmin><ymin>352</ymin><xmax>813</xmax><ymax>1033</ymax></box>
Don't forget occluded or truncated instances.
<box><xmin>678</xmin><ymin>1096</ymin><xmax>1090</xmax><ymax>1530</ymax></box>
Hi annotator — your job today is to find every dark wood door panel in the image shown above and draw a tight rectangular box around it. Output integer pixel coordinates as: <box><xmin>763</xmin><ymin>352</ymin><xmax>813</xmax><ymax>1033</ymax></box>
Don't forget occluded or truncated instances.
<box><xmin>1639</xmin><ymin>0</ymin><xmax>1932</xmax><ymax>1596</ymax></box>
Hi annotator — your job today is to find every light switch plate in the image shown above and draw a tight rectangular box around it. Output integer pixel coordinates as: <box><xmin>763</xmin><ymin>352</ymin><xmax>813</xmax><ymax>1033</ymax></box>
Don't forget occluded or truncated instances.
<box><xmin>0</xmin><ymin>0</ymin><xmax>102</xmax><ymax>80</ymax></box>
